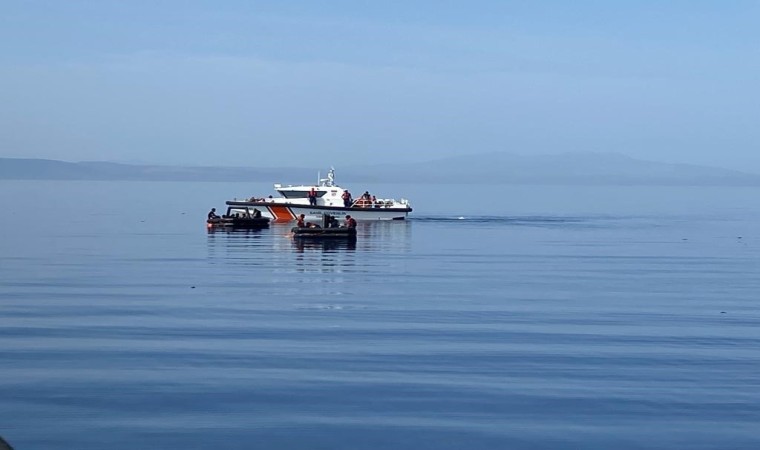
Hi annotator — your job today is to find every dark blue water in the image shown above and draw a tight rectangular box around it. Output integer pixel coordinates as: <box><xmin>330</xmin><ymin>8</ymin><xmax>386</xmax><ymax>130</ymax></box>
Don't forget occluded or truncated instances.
<box><xmin>1</xmin><ymin>181</ymin><xmax>759</xmax><ymax>449</ymax></box>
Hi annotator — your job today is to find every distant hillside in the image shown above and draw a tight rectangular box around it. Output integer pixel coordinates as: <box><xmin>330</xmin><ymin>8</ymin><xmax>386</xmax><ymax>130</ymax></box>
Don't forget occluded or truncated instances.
<box><xmin>2</xmin><ymin>153</ymin><xmax>760</xmax><ymax>186</ymax></box>
<box><xmin>0</xmin><ymin>158</ymin><xmax>316</xmax><ymax>182</ymax></box>
<box><xmin>345</xmin><ymin>152</ymin><xmax>760</xmax><ymax>185</ymax></box>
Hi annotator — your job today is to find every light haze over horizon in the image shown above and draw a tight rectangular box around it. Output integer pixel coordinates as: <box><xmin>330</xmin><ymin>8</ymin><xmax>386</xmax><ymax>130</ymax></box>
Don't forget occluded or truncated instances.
<box><xmin>1</xmin><ymin>1</ymin><xmax>758</xmax><ymax>171</ymax></box>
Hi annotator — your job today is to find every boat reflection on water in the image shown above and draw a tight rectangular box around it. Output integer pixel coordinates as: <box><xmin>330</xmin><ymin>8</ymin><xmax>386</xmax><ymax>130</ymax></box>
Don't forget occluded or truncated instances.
<box><xmin>205</xmin><ymin>226</ymin><xmax>269</xmax><ymax>264</ymax></box>
<box><xmin>205</xmin><ymin>221</ymin><xmax>411</xmax><ymax>273</ymax></box>
<box><xmin>291</xmin><ymin>237</ymin><xmax>356</xmax><ymax>253</ymax></box>
<box><xmin>206</xmin><ymin>227</ymin><xmax>268</xmax><ymax>236</ymax></box>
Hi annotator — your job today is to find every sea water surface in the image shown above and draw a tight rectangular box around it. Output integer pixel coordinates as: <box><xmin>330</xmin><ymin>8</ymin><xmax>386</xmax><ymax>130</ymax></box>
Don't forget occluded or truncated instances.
<box><xmin>1</xmin><ymin>181</ymin><xmax>759</xmax><ymax>450</ymax></box>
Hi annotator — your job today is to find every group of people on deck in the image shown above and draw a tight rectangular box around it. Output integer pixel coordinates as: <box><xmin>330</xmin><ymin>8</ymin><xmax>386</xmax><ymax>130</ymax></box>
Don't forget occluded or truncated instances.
<box><xmin>247</xmin><ymin>187</ymin><xmax>377</xmax><ymax>209</ymax></box>
<box><xmin>341</xmin><ymin>190</ymin><xmax>376</xmax><ymax>208</ymax></box>
<box><xmin>358</xmin><ymin>191</ymin><xmax>376</xmax><ymax>207</ymax></box>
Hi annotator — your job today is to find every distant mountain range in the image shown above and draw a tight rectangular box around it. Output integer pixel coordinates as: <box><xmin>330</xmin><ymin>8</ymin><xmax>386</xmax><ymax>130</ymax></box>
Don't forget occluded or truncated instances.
<box><xmin>2</xmin><ymin>153</ymin><xmax>759</xmax><ymax>186</ymax></box>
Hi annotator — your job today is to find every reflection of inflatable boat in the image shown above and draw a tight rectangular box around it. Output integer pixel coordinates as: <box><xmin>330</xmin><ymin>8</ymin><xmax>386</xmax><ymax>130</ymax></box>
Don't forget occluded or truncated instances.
<box><xmin>208</xmin><ymin>216</ymin><xmax>270</xmax><ymax>229</ymax></box>
<box><xmin>207</xmin><ymin>206</ymin><xmax>270</xmax><ymax>229</ymax></box>
<box><xmin>292</xmin><ymin>238</ymin><xmax>356</xmax><ymax>251</ymax></box>
<box><xmin>291</xmin><ymin>226</ymin><xmax>357</xmax><ymax>239</ymax></box>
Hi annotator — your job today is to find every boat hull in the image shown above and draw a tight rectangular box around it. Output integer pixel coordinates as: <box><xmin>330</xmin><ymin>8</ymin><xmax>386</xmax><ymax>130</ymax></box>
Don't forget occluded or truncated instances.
<box><xmin>226</xmin><ymin>201</ymin><xmax>410</xmax><ymax>222</ymax></box>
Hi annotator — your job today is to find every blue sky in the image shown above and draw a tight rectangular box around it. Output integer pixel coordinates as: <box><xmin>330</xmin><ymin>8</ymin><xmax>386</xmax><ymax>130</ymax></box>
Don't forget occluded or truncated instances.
<box><xmin>1</xmin><ymin>1</ymin><xmax>758</xmax><ymax>170</ymax></box>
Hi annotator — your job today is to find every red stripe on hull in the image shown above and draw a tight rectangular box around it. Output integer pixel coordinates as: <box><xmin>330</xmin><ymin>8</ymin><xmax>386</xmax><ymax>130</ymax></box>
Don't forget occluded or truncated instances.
<box><xmin>268</xmin><ymin>205</ymin><xmax>296</xmax><ymax>222</ymax></box>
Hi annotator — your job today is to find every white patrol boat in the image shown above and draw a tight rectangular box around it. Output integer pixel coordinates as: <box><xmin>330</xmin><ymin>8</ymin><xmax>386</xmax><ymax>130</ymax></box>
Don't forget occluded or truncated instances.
<box><xmin>225</xmin><ymin>168</ymin><xmax>412</xmax><ymax>222</ymax></box>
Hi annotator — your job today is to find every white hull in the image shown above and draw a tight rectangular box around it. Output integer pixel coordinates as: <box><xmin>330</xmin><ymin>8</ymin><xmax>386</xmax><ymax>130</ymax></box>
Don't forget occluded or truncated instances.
<box><xmin>226</xmin><ymin>201</ymin><xmax>409</xmax><ymax>222</ymax></box>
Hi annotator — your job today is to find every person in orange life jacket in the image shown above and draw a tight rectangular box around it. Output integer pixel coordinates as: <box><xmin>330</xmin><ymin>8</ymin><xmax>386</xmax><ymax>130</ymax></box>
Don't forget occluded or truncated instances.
<box><xmin>342</xmin><ymin>190</ymin><xmax>352</xmax><ymax>207</ymax></box>
<box><xmin>308</xmin><ymin>188</ymin><xmax>317</xmax><ymax>206</ymax></box>
<box><xmin>296</xmin><ymin>214</ymin><xmax>305</xmax><ymax>227</ymax></box>
<box><xmin>344</xmin><ymin>215</ymin><xmax>357</xmax><ymax>229</ymax></box>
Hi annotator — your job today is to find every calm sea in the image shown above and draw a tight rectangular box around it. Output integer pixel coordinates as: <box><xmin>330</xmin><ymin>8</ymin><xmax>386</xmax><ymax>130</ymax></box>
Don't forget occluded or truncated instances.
<box><xmin>1</xmin><ymin>180</ymin><xmax>759</xmax><ymax>450</ymax></box>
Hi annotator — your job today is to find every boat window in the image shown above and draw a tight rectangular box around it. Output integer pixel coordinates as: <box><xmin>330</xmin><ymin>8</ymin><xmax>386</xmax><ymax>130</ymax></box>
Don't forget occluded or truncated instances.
<box><xmin>277</xmin><ymin>190</ymin><xmax>327</xmax><ymax>199</ymax></box>
<box><xmin>278</xmin><ymin>191</ymin><xmax>307</xmax><ymax>199</ymax></box>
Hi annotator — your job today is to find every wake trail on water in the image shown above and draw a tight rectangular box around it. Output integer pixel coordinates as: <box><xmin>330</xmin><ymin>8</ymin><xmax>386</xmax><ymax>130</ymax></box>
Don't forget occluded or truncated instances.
<box><xmin>411</xmin><ymin>215</ymin><xmax>588</xmax><ymax>224</ymax></box>
<box><xmin>409</xmin><ymin>214</ymin><xmax>641</xmax><ymax>229</ymax></box>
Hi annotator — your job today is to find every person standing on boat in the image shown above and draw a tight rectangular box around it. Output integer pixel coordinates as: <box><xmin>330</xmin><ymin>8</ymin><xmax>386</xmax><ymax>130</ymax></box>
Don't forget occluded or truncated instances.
<box><xmin>308</xmin><ymin>188</ymin><xmax>318</xmax><ymax>206</ymax></box>
<box><xmin>296</xmin><ymin>214</ymin><xmax>305</xmax><ymax>228</ymax></box>
<box><xmin>342</xmin><ymin>190</ymin><xmax>352</xmax><ymax>207</ymax></box>
<box><xmin>356</xmin><ymin>191</ymin><xmax>370</xmax><ymax>208</ymax></box>
<box><xmin>344</xmin><ymin>215</ymin><xmax>357</xmax><ymax>229</ymax></box>
<box><xmin>208</xmin><ymin>208</ymin><xmax>220</xmax><ymax>220</ymax></box>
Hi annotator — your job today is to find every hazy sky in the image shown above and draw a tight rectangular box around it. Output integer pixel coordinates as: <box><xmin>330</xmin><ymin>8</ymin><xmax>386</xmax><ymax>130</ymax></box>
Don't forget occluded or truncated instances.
<box><xmin>1</xmin><ymin>1</ymin><xmax>758</xmax><ymax>170</ymax></box>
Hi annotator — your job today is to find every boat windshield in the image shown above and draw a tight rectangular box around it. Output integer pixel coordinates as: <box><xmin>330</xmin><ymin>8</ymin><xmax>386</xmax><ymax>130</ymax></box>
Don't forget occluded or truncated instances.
<box><xmin>278</xmin><ymin>190</ymin><xmax>327</xmax><ymax>199</ymax></box>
